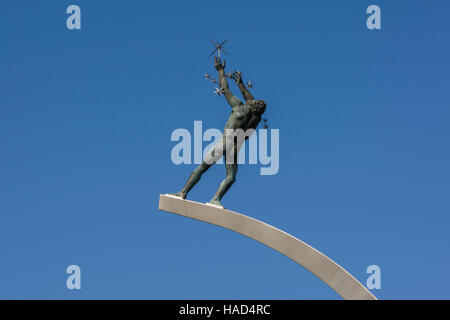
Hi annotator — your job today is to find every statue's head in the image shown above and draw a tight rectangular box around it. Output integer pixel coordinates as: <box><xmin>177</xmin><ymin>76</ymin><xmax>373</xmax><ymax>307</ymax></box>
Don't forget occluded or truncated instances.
<box><xmin>247</xmin><ymin>99</ymin><xmax>266</xmax><ymax>116</ymax></box>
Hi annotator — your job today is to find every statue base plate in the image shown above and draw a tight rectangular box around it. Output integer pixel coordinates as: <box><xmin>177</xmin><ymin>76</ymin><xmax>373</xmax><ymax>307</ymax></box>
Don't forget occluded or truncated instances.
<box><xmin>157</xmin><ymin>194</ymin><xmax>376</xmax><ymax>300</ymax></box>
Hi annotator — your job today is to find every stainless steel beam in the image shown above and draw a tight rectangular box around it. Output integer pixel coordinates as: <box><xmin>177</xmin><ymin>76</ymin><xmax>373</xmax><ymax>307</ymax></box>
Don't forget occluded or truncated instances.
<box><xmin>158</xmin><ymin>194</ymin><xmax>377</xmax><ymax>300</ymax></box>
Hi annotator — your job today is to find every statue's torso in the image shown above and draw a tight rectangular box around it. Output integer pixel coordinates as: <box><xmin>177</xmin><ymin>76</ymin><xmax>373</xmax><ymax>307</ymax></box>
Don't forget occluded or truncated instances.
<box><xmin>224</xmin><ymin>103</ymin><xmax>252</xmax><ymax>130</ymax></box>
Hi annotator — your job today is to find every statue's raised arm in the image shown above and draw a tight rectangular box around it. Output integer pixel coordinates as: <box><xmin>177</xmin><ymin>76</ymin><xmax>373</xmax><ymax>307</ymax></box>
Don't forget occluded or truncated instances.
<box><xmin>231</xmin><ymin>71</ymin><xmax>255</xmax><ymax>101</ymax></box>
<box><xmin>214</xmin><ymin>57</ymin><xmax>242</xmax><ymax>108</ymax></box>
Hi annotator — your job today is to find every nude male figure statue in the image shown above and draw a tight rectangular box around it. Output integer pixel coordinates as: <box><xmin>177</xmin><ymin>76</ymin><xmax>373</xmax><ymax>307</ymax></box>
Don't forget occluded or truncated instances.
<box><xmin>172</xmin><ymin>56</ymin><xmax>266</xmax><ymax>208</ymax></box>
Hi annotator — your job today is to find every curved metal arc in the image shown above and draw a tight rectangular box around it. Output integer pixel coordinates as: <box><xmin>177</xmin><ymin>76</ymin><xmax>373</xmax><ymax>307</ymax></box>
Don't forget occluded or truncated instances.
<box><xmin>158</xmin><ymin>194</ymin><xmax>377</xmax><ymax>300</ymax></box>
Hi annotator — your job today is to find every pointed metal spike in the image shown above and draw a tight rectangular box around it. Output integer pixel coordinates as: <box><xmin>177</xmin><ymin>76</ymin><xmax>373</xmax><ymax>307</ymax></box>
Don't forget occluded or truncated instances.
<box><xmin>208</xmin><ymin>48</ymin><xmax>218</xmax><ymax>57</ymax></box>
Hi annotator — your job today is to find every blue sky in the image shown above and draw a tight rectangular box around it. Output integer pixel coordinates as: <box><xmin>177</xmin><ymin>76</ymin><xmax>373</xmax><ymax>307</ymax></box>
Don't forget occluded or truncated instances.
<box><xmin>1</xmin><ymin>0</ymin><xmax>449</xmax><ymax>299</ymax></box>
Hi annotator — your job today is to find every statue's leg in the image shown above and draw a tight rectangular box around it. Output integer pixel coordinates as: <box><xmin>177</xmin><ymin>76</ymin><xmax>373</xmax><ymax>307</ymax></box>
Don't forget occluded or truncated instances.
<box><xmin>172</xmin><ymin>162</ymin><xmax>212</xmax><ymax>199</ymax></box>
<box><xmin>209</xmin><ymin>145</ymin><xmax>238</xmax><ymax>208</ymax></box>
<box><xmin>209</xmin><ymin>163</ymin><xmax>238</xmax><ymax>208</ymax></box>
<box><xmin>172</xmin><ymin>137</ymin><xmax>224</xmax><ymax>199</ymax></box>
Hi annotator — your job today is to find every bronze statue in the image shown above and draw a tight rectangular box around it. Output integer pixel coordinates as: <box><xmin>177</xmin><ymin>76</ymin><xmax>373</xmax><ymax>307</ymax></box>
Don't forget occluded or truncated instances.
<box><xmin>172</xmin><ymin>56</ymin><xmax>266</xmax><ymax>207</ymax></box>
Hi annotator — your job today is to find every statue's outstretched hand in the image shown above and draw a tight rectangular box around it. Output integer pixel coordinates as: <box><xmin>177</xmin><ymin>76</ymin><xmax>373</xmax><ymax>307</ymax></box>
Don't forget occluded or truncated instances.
<box><xmin>214</xmin><ymin>56</ymin><xmax>226</xmax><ymax>71</ymax></box>
<box><xmin>231</xmin><ymin>71</ymin><xmax>243</xmax><ymax>84</ymax></box>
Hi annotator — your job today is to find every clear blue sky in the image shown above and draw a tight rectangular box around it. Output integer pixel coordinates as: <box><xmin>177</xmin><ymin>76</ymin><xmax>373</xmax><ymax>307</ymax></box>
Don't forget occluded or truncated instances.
<box><xmin>1</xmin><ymin>0</ymin><xmax>449</xmax><ymax>299</ymax></box>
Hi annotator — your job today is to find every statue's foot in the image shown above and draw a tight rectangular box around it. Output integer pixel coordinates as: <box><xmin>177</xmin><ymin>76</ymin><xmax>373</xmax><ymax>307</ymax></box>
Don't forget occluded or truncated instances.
<box><xmin>169</xmin><ymin>192</ymin><xmax>186</xmax><ymax>199</ymax></box>
<box><xmin>207</xmin><ymin>198</ymin><xmax>224</xmax><ymax>208</ymax></box>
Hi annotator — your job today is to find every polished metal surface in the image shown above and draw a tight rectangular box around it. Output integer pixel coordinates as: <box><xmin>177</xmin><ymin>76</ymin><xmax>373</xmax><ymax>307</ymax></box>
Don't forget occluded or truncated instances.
<box><xmin>158</xmin><ymin>194</ymin><xmax>377</xmax><ymax>300</ymax></box>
